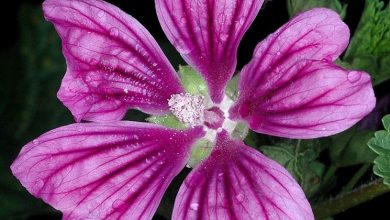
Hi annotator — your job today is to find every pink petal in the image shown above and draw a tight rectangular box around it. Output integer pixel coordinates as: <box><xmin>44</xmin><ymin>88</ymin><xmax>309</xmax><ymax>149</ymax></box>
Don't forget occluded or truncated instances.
<box><xmin>43</xmin><ymin>0</ymin><xmax>184</xmax><ymax>122</ymax></box>
<box><xmin>156</xmin><ymin>0</ymin><xmax>264</xmax><ymax>103</ymax></box>
<box><xmin>11</xmin><ymin>122</ymin><xmax>203</xmax><ymax>220</ymax></box>
<box><xmin>238</xmin><ymin>8</ymin><xmax>350</xmax><ymax>95</ymax></box>
<box><xmin>173</xmin><ymin>131</ymin><xmax>314</xmax><ymax>220</ymax></box>
<box><xmin>231</xmin><ymin>60</ymin><xmax>375</xmax><ymax>138</ymax></box>
<box><xmin>230</xmin><ymin>8</ymin><xmax>376</xmax><ymax>139</ymax></box>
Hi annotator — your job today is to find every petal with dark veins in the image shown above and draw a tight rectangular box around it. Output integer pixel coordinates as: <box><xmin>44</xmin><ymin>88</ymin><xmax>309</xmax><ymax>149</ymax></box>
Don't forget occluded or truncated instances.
<box><xmin>230</xmin><ymin>60</ymin><xmax>375</xmax><ymax>139</ymax></box>
<box><xmin>43</xmin><ymin>0</ymin><xmax>184</xmax><ymax>122</ymax></box>
<box><xmin>231</xmin><ymin>8</ymin><xmax>375</xmax><ymax>138</ymax></box>
<box><xmin>11</xmin><ymin>122</ymin><xmax>203</xmax><ymax>220</ymax></box>
<box><xmin>156</xmin><ymin>0</ymin><xmax>264</xmax><ymax>103</ymax></box>
<box><xmin>238</xmin><ymin>8</ymin><xmax>350</xmax><ymax>96</ymax></box>
<box><xmin>173</xmin><ymin>131</ymin><xmax>314</xmax><ymax>220</ymax></box>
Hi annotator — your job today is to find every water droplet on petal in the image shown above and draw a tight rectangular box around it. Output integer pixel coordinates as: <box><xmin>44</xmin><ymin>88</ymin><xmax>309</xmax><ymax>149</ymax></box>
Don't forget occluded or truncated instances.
<box><xmin>85</xmin><ymin>75</ymin><xmax>92</xmax><ymax>83</ymax></box>
<box><xmin>190</xmin><ymin>203</ymin><xmax>199</xmax><ymax>210</ymax></box>
<box><xmin>36</xmin><ymin>180</ymin><xmax>44</xmax><ymax>189</ymax></box>
<box><xmin>347</xmin><ymin>71</ymin><xmax>362</xmax><ymax>83</ymax></box>
<box><xmin>112</xmin><ymin>199</ymin><xmax>124</xmax><ymax>210</ymax></box>
<box><xmin>32</xmin><ymin>139</ymin><xmax>40</xmax><ymax>145</ymax></box>
<box><xmin>180</xmin><ymin>17</ymin><xmax>187</xmax><ymax>24</ymax></box>
<box><xmin>97</xmin><ymin>10</ymin><xmax>105</xmax><ymax>18</ymax></box>
<box><xmin>220</xmin><ymin>33</ymin><xmax>228</xmax><ymax>41</ymax></box>
<box><xmin>109</xmin><ymin>27</ymin><xmax>119</xmax><ymax>37</ymax></box>
<box><xmin>236</xmin><ymin>193</ymin><xmax>244</xmax><ymax>202</ymax></box>
<box><xmin>173</xmin><ymin>39</ymin><xmax>192</xmax><ymax>54</ymax></box>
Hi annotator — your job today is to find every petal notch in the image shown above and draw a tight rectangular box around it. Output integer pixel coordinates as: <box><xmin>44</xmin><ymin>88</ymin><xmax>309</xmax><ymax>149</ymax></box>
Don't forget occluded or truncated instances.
<box><xmin>232</xmin><ymin>8</ymin><xmax>375</xmax><ymax>138</ymax></box>
<box><xmin>156</xmin><ymin>0</ymin><xmax>264</xmax><ymax>103</ymax></box>
<box><xmin>43</xmin><ymin>0</ymin><xmax>184</xmax><ymax>122</ymax></box>
<box><xmin>231</xmin><ymin>60</ymin><xmax>375</xmax><ymax>138</ymax></box>
<box><xmin>238</xmin><ymin>8</ymin><xmax>350</xmax><ymax>95</ymax></box>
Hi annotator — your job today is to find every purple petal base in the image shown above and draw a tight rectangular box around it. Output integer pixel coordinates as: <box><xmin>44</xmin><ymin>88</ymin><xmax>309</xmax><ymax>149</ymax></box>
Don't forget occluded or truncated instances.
<box><xmin>173</xmin><ymin>131</ymin><xmax>314</xmax><ymax>220</ymax></box>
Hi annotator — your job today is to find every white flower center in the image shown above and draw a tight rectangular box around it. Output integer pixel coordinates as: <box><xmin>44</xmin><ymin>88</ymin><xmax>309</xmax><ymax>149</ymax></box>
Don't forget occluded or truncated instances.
<box><xmin>168</xmin><ymin>93</ymin><xmax>246</xmax><ymax>142</ymax></box>
<box><xmin>168</xmin><ymin>93</ymin><xmax>248</xmax><ymax>167</ymax></box>
<box><xmin>168</xmin><ymin>93</ymin><xmax>205</xmax><ymax>127</ymax></box>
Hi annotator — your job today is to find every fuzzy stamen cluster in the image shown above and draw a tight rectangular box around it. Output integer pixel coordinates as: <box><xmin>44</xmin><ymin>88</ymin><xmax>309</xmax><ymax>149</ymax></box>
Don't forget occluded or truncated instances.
<box><xmin>168</xmin><ymin>93</ymin><xmax>205</xmax><ymax>127</ymax></box>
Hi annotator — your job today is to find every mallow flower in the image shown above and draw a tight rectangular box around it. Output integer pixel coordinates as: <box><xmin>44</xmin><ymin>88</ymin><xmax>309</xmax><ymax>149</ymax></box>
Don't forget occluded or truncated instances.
<box><xmin>11</xmin><ymin>0</ymin><xmax>376</xmax><ymax>219</ymax></box>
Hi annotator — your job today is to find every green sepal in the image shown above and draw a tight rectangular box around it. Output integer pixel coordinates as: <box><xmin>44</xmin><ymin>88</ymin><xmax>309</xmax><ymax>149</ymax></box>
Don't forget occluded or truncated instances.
<box><xmin>178</xmin><ymin>65</ymin><xmax>208</xmax><ymax>96</ymax></box>
<box><xmin>146</xmin><ymin>114</ymin><xmax>186</xmax><ymax>129</ymax></box>
<box><xmin>260</xmin><ymin>140</ymin><xmax>324</xmax><ymax>198</ymax></box>
<box><xmin>225</xmin><ymin>74</ymin><xmax>239</xmax><ymax>100</ymax></box>
<box><xmin>187</xmin><ymin>139</ymin><xmax>213</xmax><ymax>168</ymax></box>
<box><xmin>343</xmin><ymin>0</ymin><xmax>390</xmax><ymax>86</ymax></box>
<box><xmin>287</xmin><ymin>0</ymin><xmax>347</xmax><ymax>19</ymax></box>
<box><xmin>231</xmin><ymin>122</ymin><xmax>249</xmax><ymax>140</ymax></box>
<box><xmin>368</xmin><ymin>115</ymin><xmax>390</xmax><ymax>186</ymax></box>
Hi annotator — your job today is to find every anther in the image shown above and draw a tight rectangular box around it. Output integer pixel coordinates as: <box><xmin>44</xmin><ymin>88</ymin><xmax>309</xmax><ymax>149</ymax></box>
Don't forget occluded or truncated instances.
<box><xmin>168</xmin><ymin>93</ymin><xmax>205</xmax><ymax>127</ymax></box>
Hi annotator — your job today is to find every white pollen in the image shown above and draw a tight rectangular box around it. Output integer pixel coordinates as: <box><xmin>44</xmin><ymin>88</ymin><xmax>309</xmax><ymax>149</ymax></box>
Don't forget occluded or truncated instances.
<box><xmin>168</xmin><ymin>93</ymin><xmax>205</xmax><ymax>127</ymax></box>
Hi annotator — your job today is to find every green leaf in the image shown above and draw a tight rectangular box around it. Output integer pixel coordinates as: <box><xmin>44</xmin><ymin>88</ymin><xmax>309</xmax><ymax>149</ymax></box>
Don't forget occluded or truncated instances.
<box><xmin>146</xmin><ymin>114</ymin><xmax>185</xmax><ymax>129</ymax></box>
<box><xmin>368</xmin><ymin>115</ymin><xmax>390</xmax><ymax>186</ymax></box>
<box><xmin>178</xmin><ymin>65</ymin><xmax>208</xmax><ymax>96</ymax></box>
<box><xmin>260</xmin><ymin>140</ymin><xmax>324</xmax><ymax>198</ymax></box>
<box><xmin>287</xmin><ymin>0</ymin><xmax>347</xmax><ymax>18</ymax></box>
<box><xmin>343</xmin><ymin>0</ymin><xmax>390</xmax><ymax>85</ymax></box>
<box><xmin>329</xmin><ymin>126</ymin><xmax>376</xmax><ymax>167</ymax></box>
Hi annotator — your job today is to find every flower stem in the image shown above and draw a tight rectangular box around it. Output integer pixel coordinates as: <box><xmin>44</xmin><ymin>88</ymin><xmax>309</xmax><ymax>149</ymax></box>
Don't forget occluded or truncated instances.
<box><xmin>321</xmin><ymin>164</ymin><xmax>338</xmax><ymax>188</ymax></box>
<box><xmin>313</xmin><ymin>179</ymin><xmax>390</xmax><ymax>219</ymax></box>
<box><xmin>342</xmin><ymin>164</ymin><xmax>371</xmax><ymax>193</ymax></box>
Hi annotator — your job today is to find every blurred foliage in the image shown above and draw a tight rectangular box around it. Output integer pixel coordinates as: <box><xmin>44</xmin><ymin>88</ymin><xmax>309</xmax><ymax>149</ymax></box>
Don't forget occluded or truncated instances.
<box><xmin>343</xmin><ymin>0</ymin><xmax>390</xmax><ymax>86</ymax></box>
<box><xmin>260</xmin><ymin>140</ymin><xmax>325</xmax><ymax>198</ymax></box>
<box><xmin>368</xmin><ymin>115</ymin><xmax>390</xmax><ymax>186</ymax></box>
<box><xmin>288</xmin><ymin>0</ymin><xmax>390</xmax><ymax>86</ymax></box>
<box><xmin>0</xmin><ymin>4</ymin><xmax>70</xmax><ymax>219</ymax></box>
<box><xmin>329</xmin><ymin>126</ymin><xmax>376</xmax><ymax>167</ymax></box>
<box><xmin>1</xmin><ymin>0</ymin><xmax>390</xmax><ymax>219</ymax></box>
<box><xmin>287</xmin><ymin>0</ymin><xmax>347</xmax><ymax>18</ymax></box>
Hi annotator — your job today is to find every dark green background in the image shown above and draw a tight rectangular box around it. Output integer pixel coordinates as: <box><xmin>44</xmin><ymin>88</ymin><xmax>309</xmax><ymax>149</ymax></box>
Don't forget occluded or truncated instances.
<box><xmin>0</xmin><ymin>0</ymin><xmax>389</xmax><ymax>219</ymax></box>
